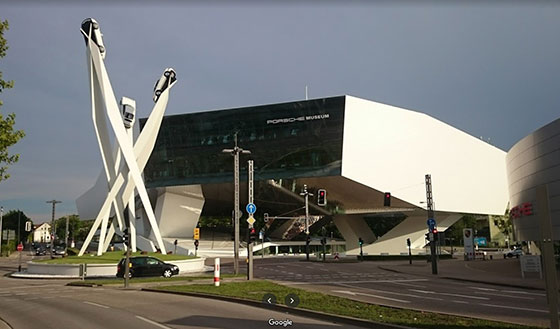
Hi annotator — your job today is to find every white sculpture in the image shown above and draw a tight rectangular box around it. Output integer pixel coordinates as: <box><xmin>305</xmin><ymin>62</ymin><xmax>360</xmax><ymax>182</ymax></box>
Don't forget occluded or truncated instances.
<box><xmin>78</xmin><ymin>18</ymin><xmax>176</xmax><ymax>256</ymax></box>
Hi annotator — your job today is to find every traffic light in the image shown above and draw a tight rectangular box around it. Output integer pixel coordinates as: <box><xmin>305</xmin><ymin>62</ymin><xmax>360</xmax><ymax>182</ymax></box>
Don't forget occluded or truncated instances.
<box><xmin>321</xmin><ymin>238</ymin><xmax>327</xmax><ymax>245</ymax></box>
<box><xmin>194</xmin><ymin>239</ymin><xmax>199</xmax><ymax>249</ymax></box>
<box><xmin>384</xmin><ymin>192</ymin><xmax>391</xmax><ymax>207</ymax></box>
<box><xmin>306</xmin><ymin>235</ymin><xmax>311</xmax><ymax>245</ymax></box>
<box><xmin>193</xmin><ymin>227</ymin><xmax>200</xmax><ymax>240</ymax></box>
<box><xmin>250</xmin><ymin>228</ymin><xmax>257</xmax><ymax>243</ymax></box>
<box><xmin>406</xmin><ymin>238</ymin><xmax>411</xmax><ymax>247</ymax></box>
<box><xmin>358</xmin><ymin>237</ymin><xmax>364</xmax><ymax>246</ymax></box>
<box><xmin>317</xmin><ymin>189</ymin><xmax>327</xmax><ymax>206</ymax></box>
<box><xmin>123</xmin><ymin>228</ymin><xmax>129</xmax><ymax>246</ymax></box>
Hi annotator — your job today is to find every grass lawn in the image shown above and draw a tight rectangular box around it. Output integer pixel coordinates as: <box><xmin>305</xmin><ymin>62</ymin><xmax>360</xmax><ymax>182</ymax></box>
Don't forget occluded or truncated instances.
<box><xmin>69</xmin><ymin>274</ymin><xmax>244</xmax><ymax>286</ymax></box>
<box><xmin>153</xmin><ymin>281</ymin><xmax>542</xmax><ymax>329</ymax></box>
<box><xmin>34</xmin><ymin>251</ymin><xmax>196</xmax><ymax>264</ymax></box>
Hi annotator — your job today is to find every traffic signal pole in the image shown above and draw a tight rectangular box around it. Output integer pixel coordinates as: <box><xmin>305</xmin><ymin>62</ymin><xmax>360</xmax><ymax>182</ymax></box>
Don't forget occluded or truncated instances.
<box><xmin>425</xmin><ymin>174</ymin><xmax>438</xmax><ymax>275</ymax></box>
<box><xmin>247</xmin><ymin>160</ymin><xmax>254</xmax><ymax>280</ymax></box>
<box><xmin>300</xmin><ymin>185</ymin><xmax>313</xmax><ymax>261</ymax></box>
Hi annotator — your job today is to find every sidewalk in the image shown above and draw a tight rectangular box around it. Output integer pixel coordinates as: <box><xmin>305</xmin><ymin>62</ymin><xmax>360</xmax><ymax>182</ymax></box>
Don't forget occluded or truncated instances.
<box><xmin>378</xmin><ymin>257</ymin><xmax>551</xmax><ymax>290</ymax></box>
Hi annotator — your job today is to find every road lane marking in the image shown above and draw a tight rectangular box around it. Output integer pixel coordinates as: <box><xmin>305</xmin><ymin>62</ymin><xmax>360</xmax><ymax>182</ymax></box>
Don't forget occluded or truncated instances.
<box><xmin>474</xmin><ymin>291</ymin><xmax>534</xmax><ymax>300</ymax></box>
<box><xmin>332</xmin><ymin>290</ymin><xmax>411</xmax><ymax>303</ymax></box>
<box><xmin>83</xmin><ymin>301</ymin><xmax>110</xmax><ymax>309</ymax></box>
<box><xmin>408</xmin><ymin>289</ymin><xmax>489</xmax><ymax>300</ymax></box>
<box><xmin>336</xmin><ymin>283</ymin><xmax>442</xmax><ymax>301</ymax></box>
<box><xmin>480</xmin><ymin>303</ymin><xmax>549</xmax><ymax>313</ymax></box>
<box><xmin>452</xmin><ymin>300</ymin><xmax>469</xmax><ymax>304</ymax></box>
<box><xmin>136</xmin><ymin>315</ymin><xmax>173</xmax><ymax>329</ymax></box>
<box><xmin>387</xmin><ymin>281</ymin><xmax>427</xmax><ymax>288</ymax></box>
<box><xmin>469</xmin><ymin>286</ymin><xmax>497</xmax><ymax>291</ymax></box>
<box><xmin>501</xmin><ymin>290</ymin><xmax>546</xmax><ymax>297</ymax></box>
<box><xmin>290</xmin><ymin>278</ymin><xmax>429</xmax><ymax>285</ymax></box>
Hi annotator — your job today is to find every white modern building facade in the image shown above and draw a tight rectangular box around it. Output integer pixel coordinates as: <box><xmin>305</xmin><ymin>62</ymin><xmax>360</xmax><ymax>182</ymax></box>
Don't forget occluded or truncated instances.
<box><xmin>78</xmin><ymin>95</ymin><xmax>509</xmax><ymax>256</ymax></box>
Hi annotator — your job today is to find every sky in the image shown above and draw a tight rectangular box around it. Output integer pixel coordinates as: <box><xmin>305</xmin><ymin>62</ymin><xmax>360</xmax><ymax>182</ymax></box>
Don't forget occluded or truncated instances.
<box><xmin>0</xmin><ymin>1</ymin><xmax>559</xmax><ymax>222</ymax></box>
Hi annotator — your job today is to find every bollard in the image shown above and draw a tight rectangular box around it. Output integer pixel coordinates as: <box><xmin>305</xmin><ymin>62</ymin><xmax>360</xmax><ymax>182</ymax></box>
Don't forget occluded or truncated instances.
<box><xmin>214</xmin><ymin>258</ymin><xmax>220</xmax><ymax>287</ymax></box>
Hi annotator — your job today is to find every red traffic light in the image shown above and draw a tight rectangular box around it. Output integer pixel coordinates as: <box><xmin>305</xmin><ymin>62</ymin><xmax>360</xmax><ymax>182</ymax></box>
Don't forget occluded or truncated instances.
<box><xmin>432</xmin><ymin>228</ymin><xmax>438</xmax><ymax>234</ymax></box>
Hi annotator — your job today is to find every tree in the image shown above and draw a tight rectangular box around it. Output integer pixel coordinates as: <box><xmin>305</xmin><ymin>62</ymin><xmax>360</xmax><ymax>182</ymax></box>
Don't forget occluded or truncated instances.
<box><xmin>0</xmin><ymin>209</ymin><xmax>32</xmax><ymax>245</ymax></box>
<box><xmin>0</xmin><ymin>19</ymin><xmax>25</xmax><ymax>182</ymax></box>
<box><xmin>54</xmin><ymin>215</ymin><xmax>81</xmax><ymax>245</ymax></box>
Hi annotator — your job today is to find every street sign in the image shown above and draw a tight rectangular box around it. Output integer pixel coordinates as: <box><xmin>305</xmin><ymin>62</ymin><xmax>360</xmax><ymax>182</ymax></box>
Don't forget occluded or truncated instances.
<box><xmin>259</xmin><ymin>230</ymin><xmax>264</xmax><ymax>240</ymax></box>
<box><xmin>17</xmin><ymin>243</ymin><xmax>23</xmax><ymax>251</ymax></box>
<box><xmin>246</xmin><ymin>203</ymin><xmax>256</xmax><ymax>214</ymax></box>
<box><xmin>25</xmin><ymin>221</ymin><xmax>32</xmax><ymax>232</ymax></box>
<box><xmin>247</xmin><ymin>215</ymin><xmax>256</xmax><ymax>226</ymax></box>
<box><xmin>427</xmin><ymin>218</ymin><xmax>436</xmax><ymax>229</ymax></box>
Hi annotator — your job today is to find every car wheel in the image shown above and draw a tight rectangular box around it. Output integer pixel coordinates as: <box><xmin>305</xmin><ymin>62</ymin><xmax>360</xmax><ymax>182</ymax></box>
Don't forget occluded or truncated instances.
<box><xmin>163</xmin><ymin>269</ymin><xmax>173</xmax><ymax>278</ymax></box>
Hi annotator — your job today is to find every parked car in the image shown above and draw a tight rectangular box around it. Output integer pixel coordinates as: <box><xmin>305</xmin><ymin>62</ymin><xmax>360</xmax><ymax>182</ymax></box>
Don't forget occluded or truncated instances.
<box><xmin>504</xmin><ymin>248</ymin><xmax>523</xmax><ymax>258</ymax></box>
<box><xmin>116</xmin><ymin>256</ymin><xmax>179</xmax><ymax>278</ymax></box>
<box><xmin>35</xmin><ymin>247</ymin><xmax>47</xmax><ymax>256</ymax></box>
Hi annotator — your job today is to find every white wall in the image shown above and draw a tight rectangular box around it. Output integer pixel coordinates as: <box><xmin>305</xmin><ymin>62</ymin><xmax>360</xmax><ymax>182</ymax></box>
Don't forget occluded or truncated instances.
<box><xmin>342</xmin><ymin>95</ymin><xmax>509</xmax><ymax>215</ymax></box>
<box><xmin>153</xmin><ymin>185</ymin><xmax>205</xmax><ymax>238</ymax></box>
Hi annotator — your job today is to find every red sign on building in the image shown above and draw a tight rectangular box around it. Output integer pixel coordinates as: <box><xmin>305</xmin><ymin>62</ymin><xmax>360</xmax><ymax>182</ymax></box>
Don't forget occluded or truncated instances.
<box><xmin>510</xmin><ymin>202</ymin><xmax>533</xmax><ymax>219</ymax></box>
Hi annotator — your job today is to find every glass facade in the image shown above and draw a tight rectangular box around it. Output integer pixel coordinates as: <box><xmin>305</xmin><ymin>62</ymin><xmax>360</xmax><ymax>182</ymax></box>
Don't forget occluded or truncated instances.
<box><xmin>141</xmin><ymin>96</ymin><xmax>345</xmax><ymax>188</ymax></box>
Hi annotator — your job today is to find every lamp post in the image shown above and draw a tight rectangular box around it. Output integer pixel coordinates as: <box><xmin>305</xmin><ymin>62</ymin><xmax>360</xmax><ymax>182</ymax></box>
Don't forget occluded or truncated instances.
<box><xmin>222</xmin><ymin>133</ymin><xmax>250</xmax><ymax>275</ymax></box>
<box><xmin>46</xmin><ymin>200</ymin><xmax>61</xmax><ymax>259</ymax></box>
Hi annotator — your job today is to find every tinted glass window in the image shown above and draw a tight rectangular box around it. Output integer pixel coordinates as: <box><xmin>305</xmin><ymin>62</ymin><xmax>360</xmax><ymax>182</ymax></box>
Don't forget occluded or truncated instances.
<box><xmin>141</xmin><ymin>96</ymin><xmax>345</xmax><ymax>187</ymax></box>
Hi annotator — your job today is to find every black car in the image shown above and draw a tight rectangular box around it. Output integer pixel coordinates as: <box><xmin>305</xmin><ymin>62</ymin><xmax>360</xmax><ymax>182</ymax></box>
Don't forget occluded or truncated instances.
<box><xmin>116</xmin><ymin>256</ymin><xmax>179</xmax><ymax>278</ymax></box>
<box><xmin>35</xmin><ymin>246</ymin><xmax>47</xmax><ymax>256</ymax></box>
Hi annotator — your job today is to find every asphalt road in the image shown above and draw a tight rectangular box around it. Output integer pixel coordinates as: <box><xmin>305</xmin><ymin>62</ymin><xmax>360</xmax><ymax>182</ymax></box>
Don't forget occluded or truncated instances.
<box><xmin>241</xmin><ymin>257</ymin><xmax>553</xmax><ymax>327</ymax></box>
<box><xmin>0</xmin><ymin>255</ymin><xmax>367</xmax><ymax>329</ymax></box>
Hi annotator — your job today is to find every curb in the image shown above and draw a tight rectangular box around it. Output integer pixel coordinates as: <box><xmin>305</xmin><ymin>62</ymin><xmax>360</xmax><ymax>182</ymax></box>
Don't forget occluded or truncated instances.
<box><xmin>378</xmin><ymin>266</ymin><xmax>546</xmax><ymax>292</ymax></box>
<box><xmin>141</xmin><ymin>288</ymin><xmax>414</xmax><ymax>329</ymax></box>
<box><xmin>0</xmin><ymin>317</ymin><xmax>12</xmax><ymax>329</ymax></box>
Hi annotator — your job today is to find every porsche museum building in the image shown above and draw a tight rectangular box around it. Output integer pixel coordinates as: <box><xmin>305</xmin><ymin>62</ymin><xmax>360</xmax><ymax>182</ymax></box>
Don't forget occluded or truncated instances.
<box><xmin>134</xmin><ymin>95</ymin><xmax>509</xmax><ymax>255</ymax></box>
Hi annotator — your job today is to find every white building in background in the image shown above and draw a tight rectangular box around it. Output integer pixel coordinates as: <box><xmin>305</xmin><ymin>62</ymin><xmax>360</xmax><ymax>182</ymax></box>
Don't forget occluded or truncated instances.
<box><xmin>33</xmin><ymin>223</ymin><xmax>51</xmax><ymax>243</ymax></box>
<box><xmin>78</xmin><ymin>95</ymin><xmax>509</xmax><ymax>256</ymax></box>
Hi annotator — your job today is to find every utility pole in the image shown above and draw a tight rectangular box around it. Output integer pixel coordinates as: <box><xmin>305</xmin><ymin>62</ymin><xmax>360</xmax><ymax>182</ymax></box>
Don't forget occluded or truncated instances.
<box><xmin>17</xmin><ymin>211</ymin><xmax>21</xmax><ymax>244</ymax></box>
<box><xmin>46</xmin><ymin>200</ymin><xmax>62</xmax><ymax>259</ymax></box>
<box><xmin>300</xmin><ymin>185</ymin><xmax>313</xmax><ymax>261</ymax></box>
<box><xmin>222</xmin><ymin>133</ymin><xmax>250</xmax><ymax>275</ymax></box>
<box><xmin>0</xmin><ymin>206</ymin><xmax>3</xmax><ymax>256</ymax></box>
<box><xmin>64</xmin><ymin>215</ymin><xmax>70</xmax><ymax>255</ymax></box>
<box><xmin>425</xmin><ymin>174</ymin><xmax>437</xmax><ymax>275</ymax></box>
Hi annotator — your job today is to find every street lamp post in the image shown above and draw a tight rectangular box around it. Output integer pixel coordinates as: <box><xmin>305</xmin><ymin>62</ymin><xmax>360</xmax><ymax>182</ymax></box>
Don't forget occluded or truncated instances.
<box><xmin>222</xmin><ymin>133</ymin><xmax>250</xmax><ymax>275</ymax></box>
<box><xmin>46</xmin><ymin>200</ymin><xmax>61</xmax><ymax>259</ymax></box>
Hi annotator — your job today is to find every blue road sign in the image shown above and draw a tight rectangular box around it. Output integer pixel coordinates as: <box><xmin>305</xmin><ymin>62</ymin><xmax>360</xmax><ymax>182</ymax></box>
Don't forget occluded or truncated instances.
<box><xmin>246</xmin><ymin>203</ymin><xmax>256</xmax><ymax>214</ymax></box>
<box><xmin>427</xmin><ymin>218</ymin><xmax>436</xmax><ymax>229</ymax></box>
